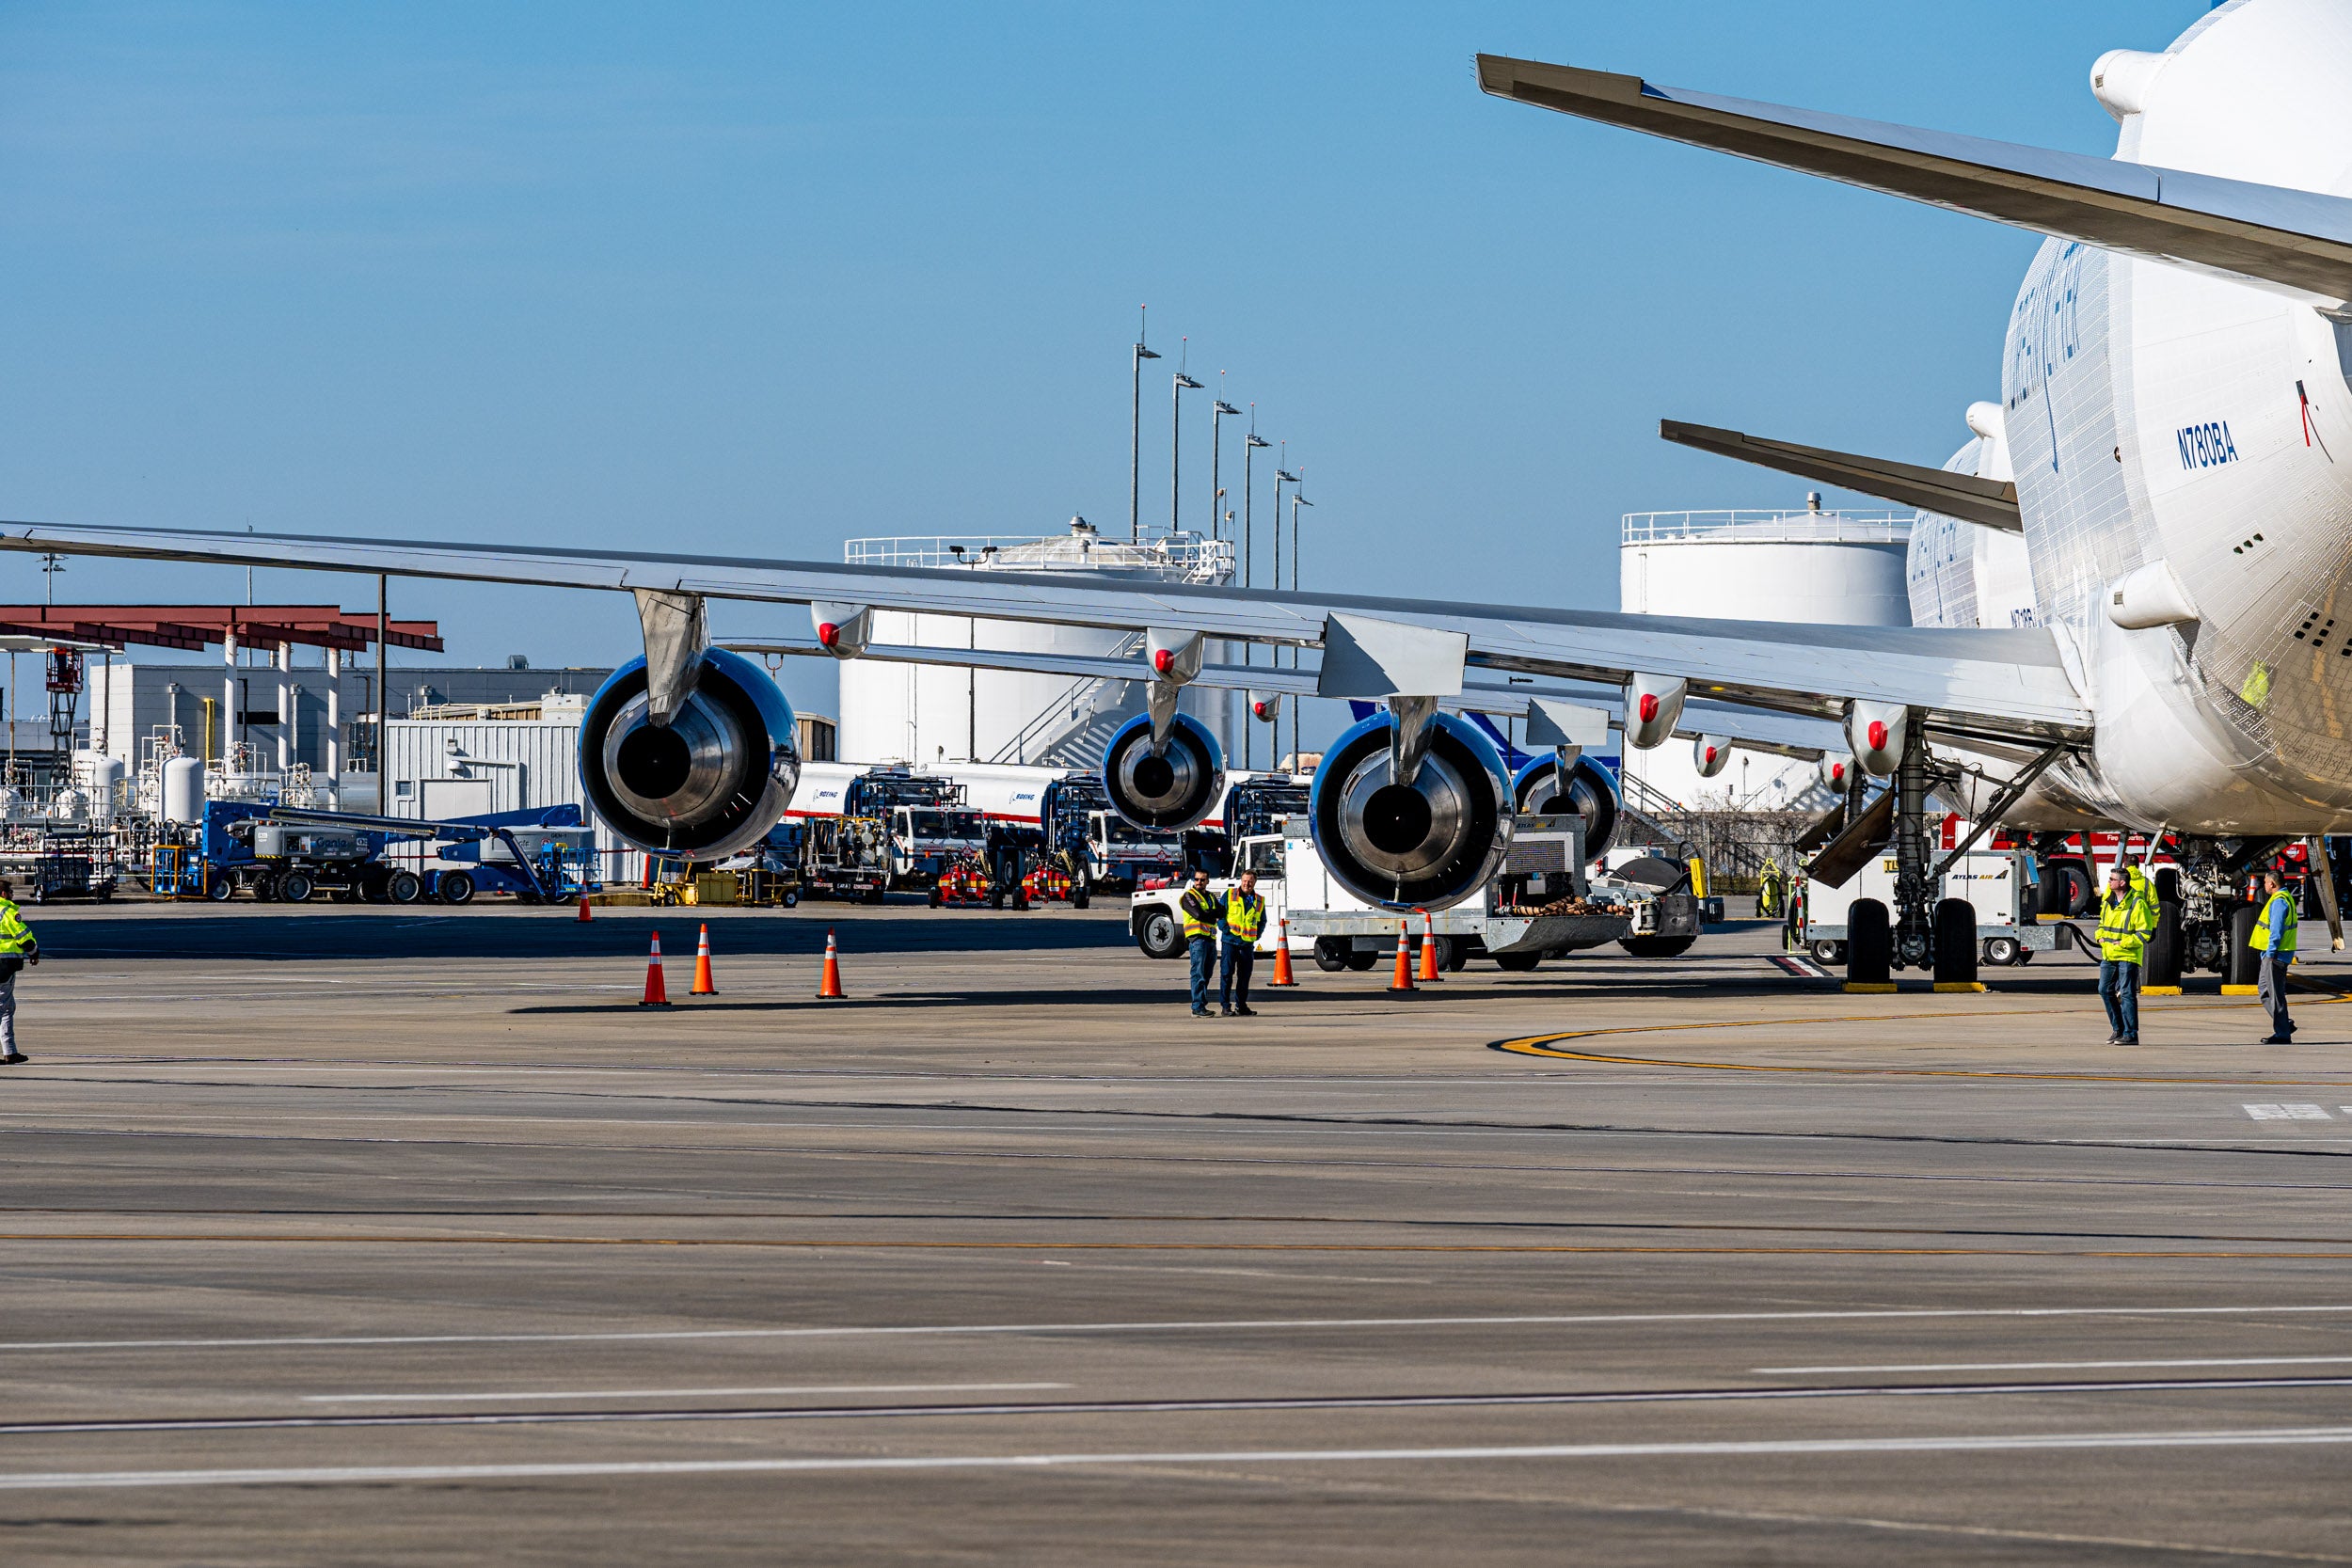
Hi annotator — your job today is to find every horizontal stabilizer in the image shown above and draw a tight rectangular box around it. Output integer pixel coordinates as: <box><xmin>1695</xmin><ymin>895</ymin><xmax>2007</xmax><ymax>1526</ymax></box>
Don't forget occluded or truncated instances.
<box><xmin>1661</xmin><ymin>420</ymin><xmax>2020</xmax><ymax>531</ymax></box>
<box><xmin>1477</xmin><ymin>54</ymin><xmax>2352</xmax><ymax>301</ymax></box>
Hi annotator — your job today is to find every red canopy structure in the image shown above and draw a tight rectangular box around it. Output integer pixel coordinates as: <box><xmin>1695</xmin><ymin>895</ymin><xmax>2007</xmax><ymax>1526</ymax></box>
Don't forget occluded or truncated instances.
<box><xmin>0</xmin><ymin>606</ymin><xmax>442</xmax><ymax>654</ymax></box>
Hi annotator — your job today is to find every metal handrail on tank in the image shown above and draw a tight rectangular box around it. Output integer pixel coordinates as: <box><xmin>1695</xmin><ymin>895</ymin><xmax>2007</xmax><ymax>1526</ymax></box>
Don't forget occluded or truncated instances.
<box><xmin>1622</xmin><ymin>510</ymin><xmax>1912</xmax><ymax>546</ymax></box>
<box><xmin>845</xmin><ymin>531</ymin><xmax>1234</xmax><ymax>584</ymax></box>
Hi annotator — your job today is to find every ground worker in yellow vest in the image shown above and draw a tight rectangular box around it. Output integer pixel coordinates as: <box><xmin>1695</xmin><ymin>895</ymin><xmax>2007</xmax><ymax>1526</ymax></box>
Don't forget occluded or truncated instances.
<box><xmin>2094</xmin><ymin>863</ymin><xmax>2156</xmax><ymax>1046</ymax></box>
<box><xmin>0</xmin><ymin>878</ymin><xmax>40</xmax><ymax>1065</ymax></box>
<box><xmin>1756</xmin><ymin>858</ymin><xmax>1785</xmax><ymax>920</ymax></box>
<box><xmin>1218</xmin><ymin>870</ymin><xmax>1268</xmax><ymax>1018</ymax></box>
<box><xmin>1179</xmin><ymin>866</ymin><xmax>1220</xmax><ymax>1019</ymax></box>
<box><xmin>2251</xmin><ymin>866</ymin><xmax>2299</xmax><ymax>1044</ymax></box>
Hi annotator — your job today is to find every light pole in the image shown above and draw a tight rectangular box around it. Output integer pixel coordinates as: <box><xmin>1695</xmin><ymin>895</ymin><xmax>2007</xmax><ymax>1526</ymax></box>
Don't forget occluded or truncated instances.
<box><xmin>1242</xmin><ymin>424</ymin><xmax>1270</xmax><ymax>771</ymax></box>
<box><xmin>1169</xmin><ymin>366</ymin><xmax>1200</xmax><ymax>537</ymax></box>
<box><xmin>1288</xmin><ymin>485</ymin><xmax>1311</xmax><ymax>768</ymax></box>
<box><xmin>1271</xmin><ymin>469</ymin><xmax>1297</xmax><ymax>599</ymax></box>
<box><xmin>1208</xmin><ymin>396</ymin><xmax>1238</xmax><ymax>543</ymax></box>
<box><xmin>1129</xmin><ymin>309</ymin><xmax>1160</xmax><ymax>543</ymax></box>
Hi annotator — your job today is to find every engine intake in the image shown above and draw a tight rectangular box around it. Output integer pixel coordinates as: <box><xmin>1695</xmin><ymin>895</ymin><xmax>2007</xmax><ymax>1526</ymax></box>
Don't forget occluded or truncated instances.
<box><xmin>1511</xmin><ymin>752</ymin><xmax>1620</xmax><ymax>862</ymax></box>
<box><xmin>1102</xmin><ymin>712</ymin><xmax>1226</xmax><ymax>831</ymax></box>
<box><xmin>1311</xmin><ymin>710</ymin><xmax>1511</xmax><ymax>911</ymax></box>
<box><xmin>579</xmin><ymin>648</ymin><xmax>801</xmax><ymax>858</ymax></box>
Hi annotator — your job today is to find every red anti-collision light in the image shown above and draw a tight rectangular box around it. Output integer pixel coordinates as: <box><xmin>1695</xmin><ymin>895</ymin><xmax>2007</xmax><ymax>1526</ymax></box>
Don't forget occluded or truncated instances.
<box><xmin>1638</xmin><ymin>693</ymin><xmax>1659</xmax><ymax>723</ymax></box>
<box><xmin>1153</xmin><ymin>648</ymin><xmax>1175</xmax><ymax>673</ymax></box>
<box><xmin>1867</xmin><ymin>720</ymin><xmax>1888</xmax><ymax>752</ymax></box>
<box><xmin>1704</xmin><ymin>746</ymin><xmax>1719</xmax><ymax>765</ymax></box>
<box><xmin>817</xmin><ymin>622</ymin><xmax>839</xmax><ymax>649</ymax></box>
<box><xmin>1829</xmin><ymin>762</ymin><xmax>1846</xmax><ymax>784</ymax></box>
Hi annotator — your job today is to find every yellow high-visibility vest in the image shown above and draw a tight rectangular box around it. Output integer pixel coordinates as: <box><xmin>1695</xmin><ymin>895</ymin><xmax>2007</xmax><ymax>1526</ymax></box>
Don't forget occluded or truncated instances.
<box><xmin>1223</xmin><ymin>888</ymin><xmax>1267</xmax><ymax>942</ymax></box>
<box><xmin>2250</xmin><ymin>890</ymin><xmax>2299</xmax><ymax>956</ymax></box>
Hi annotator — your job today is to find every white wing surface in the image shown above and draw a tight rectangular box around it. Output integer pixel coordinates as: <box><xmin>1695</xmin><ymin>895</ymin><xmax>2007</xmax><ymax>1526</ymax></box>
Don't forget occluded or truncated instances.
<box><xmin>0</xmin><ymin>518</ymin><xmax>2088</xmax><ymax>744</ymax></box>
<box><xmin>727</xmin><ymin>635</ymin><xmax>1849</xmax><ymax>759</ymax></box>
<box><xmin>1475</xmin><ymin>54</ymin><xmax>2352</xmax><ymax>302</ymax></box>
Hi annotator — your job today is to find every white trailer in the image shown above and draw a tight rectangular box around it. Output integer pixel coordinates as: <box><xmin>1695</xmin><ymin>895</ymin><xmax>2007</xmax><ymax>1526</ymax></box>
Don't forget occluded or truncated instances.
<box><xmin>1799</xmin><ymin>846</ymin><xmax>2055</xmax><ymax>967</ymax></box>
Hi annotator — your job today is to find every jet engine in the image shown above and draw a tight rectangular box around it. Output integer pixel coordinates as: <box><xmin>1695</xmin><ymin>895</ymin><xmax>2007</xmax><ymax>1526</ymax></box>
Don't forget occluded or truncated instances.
<box><xmin>1311</xmin><ymin>709</ymin><xmax>1512</xmax><ymax>910</ymax></box>
<box><xmin>1101</xmin><ymin>711</ymin><xmax>1226</xmax><ymax>831</ymax></box>
<box><xmin>578</xmin><ymin>648</ymin><xmax>802</xmax><ymax>858</ymax></box>
<box><xmin>1511</xmin><ymin>752</ymin><xmax>1620</xmax><ymax>862</ymax></box>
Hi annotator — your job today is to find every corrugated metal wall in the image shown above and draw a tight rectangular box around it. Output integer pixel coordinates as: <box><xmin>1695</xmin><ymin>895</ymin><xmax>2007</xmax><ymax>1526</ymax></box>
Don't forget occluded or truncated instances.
<box><xmin>386</xmin><ymin>718</ymin><xmax>643</xmax><ymax>881</ymax></box>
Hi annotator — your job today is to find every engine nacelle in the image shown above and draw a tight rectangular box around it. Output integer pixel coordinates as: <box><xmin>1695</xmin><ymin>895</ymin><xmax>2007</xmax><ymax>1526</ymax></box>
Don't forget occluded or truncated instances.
<box><xmin>579</xmin><ymin>648</ymin><xmax>801</xmax><ymax>858</ymax></box>
<box><xmin>1101</xmin><ymin>711</ymin><xmax>1226</xmax><ymax>831</ymax></box>
<box><xmin>1511</xmin><ymin>752</ymin><xmax>1621</xmax><ymax>862</ymax></box>
<box><xmin>1311</xmin><ymin>710</ymin><xmax>1511</xmax><ymax>911</ymax></box>
<box><xmin>1692</xmin><ymin>735</ymin><xmax>1732</xmax><ymax>779</ymax></box>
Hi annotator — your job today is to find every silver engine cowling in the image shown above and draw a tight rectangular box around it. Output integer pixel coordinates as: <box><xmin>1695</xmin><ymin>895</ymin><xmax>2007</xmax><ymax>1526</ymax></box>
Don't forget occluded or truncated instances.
<box><xmin>1310</xmin><ymin>709</ymin><xmax>1512</xmax><ymax>911</ymax></box>
<box><xmin>579</xmin><ymin>649</ymin><xmax>801</xmax><ymax>858</ymax></box>
<box><xmin>1101</xmin><ymin>712</ymin><xmax>1226</xmax><ymax>831</ymax></box>
<box><xmin>1511</xmin><ymin>752</ymin><xmax>1620</xmax><ymax>862</ymax></box>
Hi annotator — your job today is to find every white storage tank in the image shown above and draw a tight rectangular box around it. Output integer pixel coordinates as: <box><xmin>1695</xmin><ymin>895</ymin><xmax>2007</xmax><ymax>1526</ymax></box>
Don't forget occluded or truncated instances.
<box><xmin>1617</xmin><ymin>505</ymin><xmax>1912</xmax><ymax>811</ymax></box>
<box><xmin>837</xmin><ymin>520</ymin><xmax>1242</xmax><ymax>770</ymax></box>
<box><xmin>162</xmin><ymin>756</ymin><xmax>206</xmax><ymax>823</ymax></box>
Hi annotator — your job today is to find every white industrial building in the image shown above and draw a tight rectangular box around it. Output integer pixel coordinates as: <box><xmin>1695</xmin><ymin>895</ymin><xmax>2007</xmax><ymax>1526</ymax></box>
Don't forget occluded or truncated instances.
<box><xmin>87</xmin><ymin>660</ymin><xmax>614</xmax><ymax>777</ymax></box>
<box><xmin>836</xmin><ymin>520</ymin><xmax>1250</xmax><ymax>770</ymax></box>
<box><xmin>1618</xmin><ymin>505</ymin><xmax>1913</xmax><ymax>810</ymax></box>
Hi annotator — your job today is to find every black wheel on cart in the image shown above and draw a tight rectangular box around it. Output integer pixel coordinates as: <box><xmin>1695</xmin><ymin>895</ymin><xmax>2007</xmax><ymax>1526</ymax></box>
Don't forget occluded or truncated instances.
<box><xmin>205</xmin><ymin>875</ymin><xmax>235</xmax><ymax>902</ymax></box>
<box><xmin>1982</xmin><ymin>935</ymin><xmax>2022</xmax><ymax>967</ymax></box>
<box><xmin>277</xmin><ymin>870</ymin><xmax>315</xmax><ymax>904</ymax></box>
<box><xmin>1071</xmin><ymin>879</ymin><xmax>1090</xmax><ymax>910</ymax></box>
<box><xmin>782</xmin><ymin>890</ymin><xmax>800</xmax><ymax>908</ymax></box>
<box><xmin>1312</xmin><ymin>938</ymin><xmax>1350</xmax><ymax>974</ymax></box>
<box><xmin>1809</xmin><ymin>939</ymin><xmax>1847</xmax><ymax>966</ymax></box>
<box><xmin>1618</xmin><ymin>934</ymin><xmax>1696</xmax><ymax>958</ymax></box>
<box><xmin>438</xmin><ymin>871</ymin><xmax>475</xmax><ymax>906</ymax></box>
<box><xmin>250</xmin><ymin>874</ymin><xmax>278</xmax><ymax>903</ymax></box>
<box><xmin>1343</xmin><ymin>948</ymin><xmax>1379</xmax><ymax>972</ymax></box>
<box><xmin>1493</xmin><ymin>952</ymin><xmax>1542</xmax><ymax>972</ymax></box>
<box><xmin>386</xmin><ymin>870</ymin><xmax>422</xmax><ymax>904</ymax></box>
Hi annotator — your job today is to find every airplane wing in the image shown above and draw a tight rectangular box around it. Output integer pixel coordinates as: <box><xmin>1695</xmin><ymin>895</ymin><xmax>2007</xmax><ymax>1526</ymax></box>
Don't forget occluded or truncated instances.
<box><xmin>727</xmin><ymin>635</ymin><xmax>1847</xmax><ymax>758</ymax></box>
<box><xmin>1475</xmin><ymin>54</ymin><xmax>2352</xmax><ymax>302</ymax></box>
<box><xmin>1660</xmin><ymin>420</ymin><xmax>2021</xmax><ymax>532</ymax></box>
<box><xmin>0</xmin><ymin>518</ymin><xmax>2088</xmax><ymax>745</ymax></box>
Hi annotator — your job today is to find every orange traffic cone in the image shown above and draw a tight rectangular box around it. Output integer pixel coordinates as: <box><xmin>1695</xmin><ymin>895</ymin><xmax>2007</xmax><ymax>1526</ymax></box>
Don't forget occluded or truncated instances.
<box><xmin>577</xmin><ymin>893</ymin><xmax>593</xmax><ymax>922</ymax></box>
<box><xmin>1268</xmin><ymin>917</ymin><xmax>1299</xmax><ymax>988</ymax></box>
<box><xmin>691</xmin><ymin>923</ymin><xmax>717</xmax><ymax>995</ymax></box>
<box><xmin>1387</xmin><ymin>919</ymin><xmax>1417</xmax><ymax>993</ymax></box>
<box><xmin>1417</xmin><ymin>908</ymin><xmax>1443</xmax><ymax>983</ymax></box>
<box><xmin>817</xmin><ymin>927</ymin><xmax>847</xmax><ymax>999</ymax></box>
<box><xmin>640</xmin><ymin>929</ymin><xmax>671</xmax><ymax>1006</ymax></box>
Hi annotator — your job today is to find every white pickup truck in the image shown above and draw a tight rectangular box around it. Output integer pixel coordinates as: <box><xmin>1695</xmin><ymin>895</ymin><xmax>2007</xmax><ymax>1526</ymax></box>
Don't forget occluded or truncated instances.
<box><xmin>1130</xmin><ymin>816</ymin><xmax>1702</xmax><ymax>972</ymax></box>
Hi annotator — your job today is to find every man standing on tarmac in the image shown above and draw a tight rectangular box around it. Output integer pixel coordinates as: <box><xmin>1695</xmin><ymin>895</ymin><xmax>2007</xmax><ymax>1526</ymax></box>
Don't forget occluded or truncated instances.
<box><xmin>0</xmin><ymin>878</ymin><xmax>39</xmax><ymax>1064</ymax></box>
<box><xmin>2095</xmin><ymin>863</ymin><xmax>2156</xmax><ymax>1046</ymax></box>
<box><xmin>2252</xmin><ymin>866</ymin><xmax>2299</xmax><ymax>1044</ymax></box>
<box><xmin>1219</xmin><ymin>869</ymin><xmax>1267</xmax><ymax>1018</ymax></box>
<box><xmin>1180</xmin><ymin>867</ymin><xmax>1220</xmax><ymax>1019</ymax></box>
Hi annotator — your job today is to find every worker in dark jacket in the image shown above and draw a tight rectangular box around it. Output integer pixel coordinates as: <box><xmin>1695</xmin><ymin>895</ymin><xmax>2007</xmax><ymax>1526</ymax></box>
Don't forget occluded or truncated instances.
<box><xmin>1178</xmin><ymin>867</ymin><xmax>1219</xmax><ymax>1019</ymax></box>
<box><xmin>1219</xmin><ymin>871</ymin><xmax>1268</xmax><ymax>1017</ymax></box>
<box><xmin>0</xmin><ymin>878</ymin><xmax>40</xmax><ymax>1064</ymax></box>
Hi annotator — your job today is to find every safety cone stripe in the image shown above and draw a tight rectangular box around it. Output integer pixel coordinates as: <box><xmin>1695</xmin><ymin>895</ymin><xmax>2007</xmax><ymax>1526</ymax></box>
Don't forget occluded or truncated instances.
<box><xmin>691</xmin><ymin>923</ymin><xmax>717</xmax><ymax>995</ymax></box>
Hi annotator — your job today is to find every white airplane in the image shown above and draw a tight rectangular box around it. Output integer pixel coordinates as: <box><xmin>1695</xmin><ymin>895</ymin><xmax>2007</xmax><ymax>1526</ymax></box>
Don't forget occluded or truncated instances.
<box><xmin>7</xmin><ymin>0</ymin><xmax>2344</xmax><ymax>975</ymax></box>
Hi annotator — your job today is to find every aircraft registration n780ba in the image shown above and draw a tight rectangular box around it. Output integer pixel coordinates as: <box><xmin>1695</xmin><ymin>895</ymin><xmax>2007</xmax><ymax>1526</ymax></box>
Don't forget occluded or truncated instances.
<box><xmin>9</xmin><ymin>0</ymin><xmax>2349</xmax><ymax>970</ymax></box>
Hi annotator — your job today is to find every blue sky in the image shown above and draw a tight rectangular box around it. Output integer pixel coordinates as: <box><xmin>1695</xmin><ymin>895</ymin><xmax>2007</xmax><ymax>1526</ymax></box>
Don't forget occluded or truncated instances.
<box><xmin>1</xmin><ymin>1</ymin><xmax>2211</xmax><ymax>721</ymax></box>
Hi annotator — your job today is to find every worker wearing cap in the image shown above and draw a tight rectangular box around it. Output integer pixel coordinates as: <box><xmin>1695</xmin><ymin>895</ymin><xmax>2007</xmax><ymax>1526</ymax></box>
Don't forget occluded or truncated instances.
<box><xmin>0</xmin><ymin>878</ymin><xmax>39</xmax><ymax>1064</ymax></box>
<box><xmin>1179</xmin><ymin>867</ymin><xmax>1219</xmax><ymax>1019</ymax></box>
<box><xmin>1219</xmin><ymin>870</ymin><xmax>1267</xmax><ymax>1018</ymax></box>
<box><xmin>2094</xmin><ymin>863</ymin><xmax>2155</xmax><ymax>1045</ymax></box>
<box><xmin>2251</xmin><ymin>866</ymin><xmax>2299</xmax><ymax>1044</ymax></box>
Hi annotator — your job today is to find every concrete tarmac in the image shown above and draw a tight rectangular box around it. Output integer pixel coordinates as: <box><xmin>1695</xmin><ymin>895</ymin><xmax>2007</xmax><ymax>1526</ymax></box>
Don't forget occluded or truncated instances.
<box><xmin>6</xmin><ymin>901</ymin><xmax>2352</xmax><ymax>1564</ymax></box>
